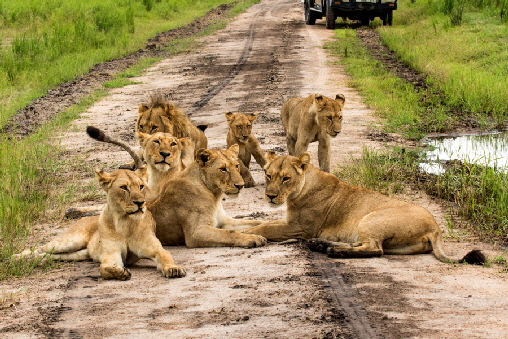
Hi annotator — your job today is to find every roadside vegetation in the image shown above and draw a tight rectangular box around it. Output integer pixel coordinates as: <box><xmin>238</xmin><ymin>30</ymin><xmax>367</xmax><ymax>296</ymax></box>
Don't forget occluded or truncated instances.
<box><xmin>0</xmin><ymin>0</ymin><xmax>258</xmax><ymax>280</ymax></box>
<box><xmin>329</xmin><ymin>0</ymin><xmax>508</xmax><ymax>248</ymax></box>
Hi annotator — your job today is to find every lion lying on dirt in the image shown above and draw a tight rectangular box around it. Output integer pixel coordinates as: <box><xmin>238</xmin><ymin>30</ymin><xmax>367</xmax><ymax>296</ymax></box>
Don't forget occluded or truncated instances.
<box><xmin>70</xmin><ymin>129</ymin><xmax>266</xmax><ymax>248</ymax></box>
<box><xmin>137</xmin><ymin>94</ymin><xmax>208</xmax><ymax>152</ymax></box>
<box><xmin>281</xmin><ymin>93</ymin><xmax>345</xmax><ymax>173</ymax></box>
<box><xmin>14</xmin><ymin>168</ymin><xmax>186</xmax><ymax>280</ymax></box>
<box><xmin>148</xmin><ymin>144</ymin><xmax>267</xmax><ymax>247</ymax></box>
<box><xmin>243</xmin><ymin>152</ymin><xmax>485</xmax><ymax>264</ymax></box>
<box><xmin>225</xmin><ymin>112</ymin><xmax>266</xmax><ymax>187</ymax></box>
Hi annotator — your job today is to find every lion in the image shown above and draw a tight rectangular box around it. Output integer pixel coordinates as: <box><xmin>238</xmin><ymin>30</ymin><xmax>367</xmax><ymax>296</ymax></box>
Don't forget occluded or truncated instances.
<box><xmin>136</xmin><ymin>131</ymin><xmax>193</xmax><ymax>198</ymax></box>
<box><xmin>137</xmin><ymin>95</ymin><xmax>207</xmax><ymax>152</ymax></box>
<box><xmin>225</xmin><ymin>112</ymin><xmax>266</xmax><ymax>187</ymax></box>
<box><xmin>68</xmin><ymin>134</ymin><xmax>266</xmax><ymax>248</ymax></box>
<box><xmin>65</xmin><ymin>127</ymin><xmax>193</xmax><ymax>218</ymax></box>
<box><xmin>243</xmin><ymin>152</ymin><xmax>485</xmax><ymax>265</ymax></box>
<box><xmin>14</xmin><ymin>168</ymin><xmax>186</xmax><ymax>280</ymax></box>
<box><xmin>281</xmin><ymin>93</ymin><xmax>345</xmax><ymax>173</ymax></box>
<box><xmin>148</xmin><ymin>144</ymin><xmax>267</xmax><ymax>247</ymax></box>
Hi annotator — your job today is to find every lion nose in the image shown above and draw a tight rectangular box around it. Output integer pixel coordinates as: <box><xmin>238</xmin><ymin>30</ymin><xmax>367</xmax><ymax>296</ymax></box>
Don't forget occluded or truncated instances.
<box><xmin>234</xmin><ymin>184</ymin><xmax>244</xmax><ymax>190</ymax></box>
<box><xmin>134</xmin><ymin>200</ymin><xmax>145</xmax><ymax>208</ymax></box>
<box><xmin>160</xmin><ymin>151</ymin><xmax>171</xmax><ymax>158</ymax></box>
<box><xmin>334</xmin><ymin>130</ymin><xmax>341</xmax><ymax>134</ymax></box>
<box><xmin>266</xmin><ymin>194</ymin><xmax>277</xmax><ymax>201</ymax></box>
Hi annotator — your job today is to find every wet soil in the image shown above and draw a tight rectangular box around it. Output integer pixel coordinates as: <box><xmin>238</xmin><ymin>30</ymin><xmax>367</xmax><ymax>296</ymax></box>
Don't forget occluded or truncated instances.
<box><xmin>1</xmin><ymin>1</ymin><xmax>507</xmax><ymax>339</ymax></box>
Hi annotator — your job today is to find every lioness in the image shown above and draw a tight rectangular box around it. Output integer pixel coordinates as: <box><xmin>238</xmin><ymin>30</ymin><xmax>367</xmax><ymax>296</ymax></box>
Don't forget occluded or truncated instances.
<box><xmin>225</xmin><ymin>111</ymin><xmax>266</xmax><ymax>187</ymax></box>
<box><xmin>148</xmin><ymin>144</ymin><xmax>267</xmax><ymax>247</ymax></box>
<box><xmin>243</xmin><ymin>152</ymin><xmax>485</xmax><ymax>264</ymax></box>
<box><xmin>136</xmin><ymin>131</ymin><xmax>192</xmax><ymax>198</ymax></box>
<box><xmin>281</xmin><ymin>93</ymin><xmax>345</xmax><ymax>173</ymax></box>
<box><xmin>137</xmin><ymin>95</ymin><xmax>207</xmax><ymax>152</ymax></box>
<box><xmin>14</xmin><ymin>168</ymin><xmax>186</xmax><ymax>280</ymax></box>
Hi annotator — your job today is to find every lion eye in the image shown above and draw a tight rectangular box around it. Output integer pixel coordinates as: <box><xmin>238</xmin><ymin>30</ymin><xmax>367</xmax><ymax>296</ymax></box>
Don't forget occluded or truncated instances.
<box><xmin>120</xmin><ymin>185</ymin><xmax>128</xmax><ymax>191</ymax></box>
<box><xmin>139</xmin><ymin>125</ymin><xmax>144</xmax><ymax>130</ymax></box>
<box><xmin>266</xmin><ymin>174</ymin><xmax>272</xmax><ymax>181</ymax></box>
<box><xmin>283</xmin><ymin>177</ymin><xmax>290</xmax><ymax>183</ymax></box>
<box><xmin>170</xmin><ymin>142</ymin><xmax>177</xmax><ymax>146</ymax></box>
<box><xmin>237</xmin><ymin>125</ymin><xmax>243</xmax><ymax>129</ymax></box>
<box><xmin>151</xmin><ymin>126</ymin><xmax>158</xmax><ymax>132</ymax></box>
<box><xmin>220</xmin><ymin>167</ymin><xmax>228</xmax><ymax>172</ymax></box>
<box><xmin>153</xmin><ymin>140</ymin><xmax>160</xmax><ymax>145</ymax></box>
<box><xmin>247</xmin><ymin>125</ymin><xmax>251</xmax><ymax>128</ymax></box>
<box><xmin>139</xmin><ymin>185</ymin><xmax>145</xmax><ymax>190</ymax></box>
<box><xmin>328</xmin><ymin>116</ymin><xmax>333</xmax><ymax>121</ymax></box>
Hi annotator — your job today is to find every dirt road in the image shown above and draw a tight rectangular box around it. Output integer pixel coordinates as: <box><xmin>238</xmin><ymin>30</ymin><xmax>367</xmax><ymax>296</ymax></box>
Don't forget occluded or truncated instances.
<box><xmin>1</xmin><ymin>1</ymin><xmax>507</xmax><ymax>338</ymax></box>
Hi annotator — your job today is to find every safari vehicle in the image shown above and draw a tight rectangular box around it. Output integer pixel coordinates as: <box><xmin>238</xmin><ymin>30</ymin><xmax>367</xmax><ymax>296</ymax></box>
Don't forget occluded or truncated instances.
<box><xmin>304</xmin><ymin>0</ymin><xmax>397</xmax><ymax>29</ymax></box>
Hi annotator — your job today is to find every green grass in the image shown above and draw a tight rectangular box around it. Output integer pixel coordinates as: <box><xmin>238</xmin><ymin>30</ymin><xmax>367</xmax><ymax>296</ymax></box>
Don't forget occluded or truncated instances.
<box><xmin>0</xmin><ymin>0</ymin><xmax>260</xmax><ymax>280</ymax></box>
<box><xmin>379</xmin><ymin>0</ymin><xmax>508</xmax><ymax>127</ymax></box>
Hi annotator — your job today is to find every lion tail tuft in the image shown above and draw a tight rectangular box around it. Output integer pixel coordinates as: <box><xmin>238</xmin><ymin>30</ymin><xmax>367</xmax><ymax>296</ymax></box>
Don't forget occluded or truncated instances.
<box><xmin>459</xmin><ymin>249</ymin><xmax>486</xmax><ymax>265</ymax></box>
<box><xmin>86</xmin><ymin>126</ymin><xmax>107</xmax><ymax>142</ymax></box>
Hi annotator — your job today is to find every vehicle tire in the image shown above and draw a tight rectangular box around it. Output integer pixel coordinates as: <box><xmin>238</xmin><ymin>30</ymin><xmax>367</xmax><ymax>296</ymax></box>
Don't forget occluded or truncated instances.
<box><xmin>305</xmin><ymin>4</ymin><xmax>317</xmax><ymax>25</ymax></box>
<box><xmin>360</xmin><ymin>18</ymin><xmax>369</xmax><ymax>26</ymax></box>
<box><xmin>325</xmin><ymin>2</ymin><xmax>336</xmax><ymax>29</ymax></box>
<box><xmin>381</xmin><ymin>14</ymin><xmax>388</xmax><ymax>26</ymax></box>
<box><xmin>387</xmin><ymin>11</ymin><xmax>393</xmax><ymax>26</ymax></box>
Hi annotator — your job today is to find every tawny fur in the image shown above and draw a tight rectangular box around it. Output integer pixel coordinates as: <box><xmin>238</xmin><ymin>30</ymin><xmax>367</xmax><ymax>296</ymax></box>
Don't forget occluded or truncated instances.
<box><xmin>137</xmin><ymin>94</ymin><xmax>207</xmax><ymax>152</ymax></box>
<box><xmin>225</xmin><ymin>112</ymin><xmax>266</xmax><ymax>187</ymax></box>
<box><xmin>14</xmin><ymin>169</ymin><xmax>186</xmax><ymax>280</ymax></box>
<box><xmin>147</xmin><ymin>145</ymin><xmax>267</xmax><ymax>248</ymax></box>
<box><xmin>243</xmin><ymin>152</ymin><xmax>485</xmax><ymax>265</ymax></box>
<box><xmin>281</xmin><ymin>94</ymin><xmax>345</xmax><ymax>172</ymax></box>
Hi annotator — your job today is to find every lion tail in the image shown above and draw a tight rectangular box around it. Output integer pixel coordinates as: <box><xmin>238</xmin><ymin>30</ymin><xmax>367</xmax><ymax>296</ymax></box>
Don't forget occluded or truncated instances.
<box><xmin>430</xmin><ymin>231</ymin><xmax>485</xmax><ymax>265</ymax></box>
<box><xmin>86</xmin><ymin>126</ymin><xmax>143</xmax><ymax>170</ymax></box>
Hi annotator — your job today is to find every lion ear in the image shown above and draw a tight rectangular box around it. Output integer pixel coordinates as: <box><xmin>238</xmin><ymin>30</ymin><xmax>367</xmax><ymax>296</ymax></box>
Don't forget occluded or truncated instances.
<box><xmin>248</xmin><ymin>112</ymin><xmax>258</xmax><ymax>123</ymax></box>
<box><xmin>196</xmin><ymin>149</ymin><xmax>213</xmax><ymax>167</ymax></box>
<box><xmin>136</xmin><ymin>132</ymin><xmax>151</xmax><ymax>148</ymax></box>
<box><xmin>335</xmin><ymin>94</ymin><xmax>346</xmax><ymax>106</ymax></box>
<box><xmin>135</xmin><ymin>166</ymin><xmax>148</xmax><ymax>180</ymax></box>
<box><xmin>264</xmin><ymin>151</ymin><xmax>278</xmax><ymax>169</ymax></box>
<box><xmin>314</xmin><ymin>94</ymin><xmax>325</xmax><ymax>108</ymax></box>
<box><xmin>292</xmin><ymin>152</ymin><xmax>311</xmax><ymax>174</ymax></box>
<box><xmin>227</xmin><ymin>144</ymin><xmax>239</xmax><ymax>159</ymax></box>
<box><xmin>94</xmin><ymin>168</ymin><xmax>114</xmax><ymax>191</ymax></box>
<box><xmin>225</xmin><ymin>112</ymin><xmax>234</xmax><ymax>125</ymax></box>
<box><xmin>138</xmin><ymin>104</ymin><xmax>149</xmax><ymax>114</ymax></box>
<box><xmin>163</xmin><ymin>103</ymin><xmax>175</xmax><ymax>117</ymax></box>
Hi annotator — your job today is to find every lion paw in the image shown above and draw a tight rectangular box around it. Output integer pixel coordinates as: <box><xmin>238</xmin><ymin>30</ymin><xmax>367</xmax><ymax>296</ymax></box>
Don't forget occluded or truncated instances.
<box><xmin>244</xmin><ymin>179</ymin><xmax>256</xmax><ymax>188</ymax></box>
<box><xmin>162</xmin><ymin>266</ymin><xmax>187</xmax><ymax>278</ymax></box>
<box><xmin>307</xmin><ymin>238</ymin><xmax>333</xmax><ymax>253</ymax></box>
<box><xmin>100</xmin><ymin>265</ymin><xmax>132</xmax><ymax>280</ymax></box>
<box><xmin>242</xmin><ymin>234</ymin><xmax>267</xmax><ymax>248</ymax></box>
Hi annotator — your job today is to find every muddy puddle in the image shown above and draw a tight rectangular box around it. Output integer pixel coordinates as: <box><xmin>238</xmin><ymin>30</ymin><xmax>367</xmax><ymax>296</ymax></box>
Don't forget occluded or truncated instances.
<box><xmin>420</xmin><ymin>131</ymin><xmax>508</xmax><ymax>174</ymax></box>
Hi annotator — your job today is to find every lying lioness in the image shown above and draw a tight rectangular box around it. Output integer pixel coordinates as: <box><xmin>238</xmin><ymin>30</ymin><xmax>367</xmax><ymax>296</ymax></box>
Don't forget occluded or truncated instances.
<box><xmin>14</xmin><ymin>168</ymin><xmax>186</xmax><ymax>280</ymax></box>
<box><xmin>148</xmin><ymin>144</ymin><xmax>267</xmax><ymax>247</ymax></box>
<box><xmin>243</xmin><ymin>152</ymin><xmax>485</xmax><ymax>264</ymax></box>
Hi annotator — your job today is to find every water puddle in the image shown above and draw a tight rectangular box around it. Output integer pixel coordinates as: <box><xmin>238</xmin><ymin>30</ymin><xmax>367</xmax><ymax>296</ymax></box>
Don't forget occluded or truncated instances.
<box><xmin>420</xmin><ymin>131</ymin><xmax>508</xmax><ymax>175</ymax></box>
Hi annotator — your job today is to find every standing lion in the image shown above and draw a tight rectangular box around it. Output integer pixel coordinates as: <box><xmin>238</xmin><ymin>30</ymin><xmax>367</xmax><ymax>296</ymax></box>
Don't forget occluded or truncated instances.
<box><xmin>281</xmin><ymin>93</ymin><xmax>345</xmax><ymax>172</ymax></box>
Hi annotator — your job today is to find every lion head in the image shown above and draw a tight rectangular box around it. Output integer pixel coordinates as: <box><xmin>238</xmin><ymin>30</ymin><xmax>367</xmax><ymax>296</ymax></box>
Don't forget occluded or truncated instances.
<box><xmin>95</xmin><ymin>168</ymin><xmax>149</xmax><ymax>219</ymax></box>
<box><xmin>224</xmin><ymin>112</ymin><xmax>258</xmax><ymax>143</ymax></box>
<box><xmin>313</xmin><ymin>94</ymin><xmax>345</xmax><ymax>138</ymax></box>
<box><xmin>195</xmin><ymin>145</ymin><xmax>244</xmax><ymax>196</ymax></box>
<box><xmin>263</xmin><ymin>152</ymin><xmax>310</xmax><ymax>206</ymax></box>
<box><xmin>136</xmin><ymin>132</ymin><xmax>192</xmax><ymax>172</ymax></box>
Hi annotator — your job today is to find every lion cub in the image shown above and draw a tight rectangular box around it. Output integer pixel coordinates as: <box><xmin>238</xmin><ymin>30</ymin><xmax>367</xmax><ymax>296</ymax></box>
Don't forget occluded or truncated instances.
<box><xmin>281</xmin><ymin>93</ymin><xmax>345</xmax><ymax>172</ymax></box>
<box><xmin>14</xmin><ymin>168</ymin><xmax>186</xmax><ymax>280</ymax></box>
<box><xmin>225</xmin><ymin>112</ymin><xmax>266</xmax><ymax>187</ymax></box>
<box><xmin>243</xmin><ymin>152</ymin><xmax>485</xmax><ymax>265</ymax></box>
